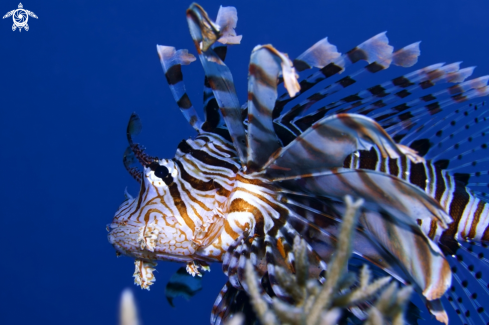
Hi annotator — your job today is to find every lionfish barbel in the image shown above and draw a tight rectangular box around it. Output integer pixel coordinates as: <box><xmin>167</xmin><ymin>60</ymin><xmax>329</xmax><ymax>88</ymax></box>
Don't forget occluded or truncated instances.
<box><xmin>108</xmin><ymin>4</ymin><xmax>489</xmax><ymax>324</ymax></box>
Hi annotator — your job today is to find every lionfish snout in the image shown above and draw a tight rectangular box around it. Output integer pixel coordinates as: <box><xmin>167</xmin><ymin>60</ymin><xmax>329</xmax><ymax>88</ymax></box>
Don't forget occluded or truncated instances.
<box><xmin>108</xmin><ymin>161</ymin><xmax>198</xmax><ymax>263</ymax></box>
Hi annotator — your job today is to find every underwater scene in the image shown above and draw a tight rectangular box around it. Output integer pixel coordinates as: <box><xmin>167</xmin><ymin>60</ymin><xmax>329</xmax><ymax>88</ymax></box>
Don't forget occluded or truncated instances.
<box><xmin>2</xmin><ymin>1</ymin><xmax>489</xmax><ymax>324</ymax></box>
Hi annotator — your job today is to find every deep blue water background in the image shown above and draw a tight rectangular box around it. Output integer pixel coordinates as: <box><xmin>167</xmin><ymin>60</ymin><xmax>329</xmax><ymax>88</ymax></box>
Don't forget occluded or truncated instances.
<box><xmin>1</xmin><ymin>1</ymin><xmax>489</xmax><ymax>324</ymax></box>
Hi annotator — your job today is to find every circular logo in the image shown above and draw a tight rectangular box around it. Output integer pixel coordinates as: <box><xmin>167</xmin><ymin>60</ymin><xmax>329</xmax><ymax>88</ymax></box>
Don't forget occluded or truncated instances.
<box><xmin>13</xmin><ymin>9</ymin><xmax>27</xmax><ymax>27</ymax></box>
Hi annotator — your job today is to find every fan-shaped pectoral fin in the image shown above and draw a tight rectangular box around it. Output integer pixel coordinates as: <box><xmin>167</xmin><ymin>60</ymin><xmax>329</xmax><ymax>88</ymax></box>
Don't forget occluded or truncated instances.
<box><xmin>211</xmin><ymin>281</ymin><xmax>240</xmax><ymax>325</ymax></box>
<box><xmin>293</xmin><ymin>37</ymin><xmax>341</xmax><ymax>72</ymax></box>
<box><xmin>281</xmin><ymin>172</ymin><xmax>452</xmax><ymax>303</ymax></box>
<box><xmin>284</xmin><ymin>195</ymin><xmax>450</xmax><ymax>309</ymax></box>
<box><xmin>264</xmin><ymin>113</ymin><xmax>423</xmax><ymax>179</ymax></box>
<box><xmin>425</xmin><ymin>298</ymin><xmax>449</xmax><ymax>325</ymax></box>
<box><xmin>276</xmin><ymin>168</ymin><xmax>452</xmax><ymax>229</ymax></box>
<box><xmin>246</xmin><ymin>45</ymin><xmax>299</xmax><ymax>173</ymax></box>
<box><xmin>358</xmin><ymin>209</ymin><xmax>451</xmax><ymax>301</ymax></box>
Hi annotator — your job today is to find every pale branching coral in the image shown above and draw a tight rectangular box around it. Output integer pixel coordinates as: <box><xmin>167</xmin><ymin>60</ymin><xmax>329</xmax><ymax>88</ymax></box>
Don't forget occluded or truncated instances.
<box><xmin>226</xmin><ymin>196</ymin><xmax>414</xmax><ymax>325</ymax></box>
<box><xmin>119</xmin><ymin>289</ymin><xmax>140</xmax><ymax>325</ymax></box>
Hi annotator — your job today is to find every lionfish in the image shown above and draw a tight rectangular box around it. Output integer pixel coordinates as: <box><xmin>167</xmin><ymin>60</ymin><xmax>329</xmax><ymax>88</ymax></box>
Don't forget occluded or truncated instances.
<box><xmin>107</xmin><ymin>3</ymin><xmax>489</xmax><ymax>324</ymax></box>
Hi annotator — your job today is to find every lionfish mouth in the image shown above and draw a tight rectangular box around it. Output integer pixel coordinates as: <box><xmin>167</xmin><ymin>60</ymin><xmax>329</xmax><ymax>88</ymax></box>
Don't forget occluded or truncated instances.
<box><xmin>107</xmin><ymin>221</ymin><xmax>204</xmax><ymax>263</ymax></box>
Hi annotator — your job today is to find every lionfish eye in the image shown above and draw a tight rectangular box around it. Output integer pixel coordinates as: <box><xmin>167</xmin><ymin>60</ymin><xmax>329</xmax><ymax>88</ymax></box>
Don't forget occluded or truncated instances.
<box><xmin>154</xmin><ymin>165</ymin><xmax>169</xmax><ymax>179</ymax></box>
<box><xmin>149</xmin><ymin>162</ymin><xmax>173</xmax><ymax>185</ymax></box>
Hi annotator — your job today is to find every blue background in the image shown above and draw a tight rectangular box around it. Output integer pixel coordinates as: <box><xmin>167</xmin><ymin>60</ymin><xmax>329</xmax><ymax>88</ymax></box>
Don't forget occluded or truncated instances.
<box><xmin>1</xmin><ymin>0</ymin><xmax>488</xmax><ymax>324</ymax></box>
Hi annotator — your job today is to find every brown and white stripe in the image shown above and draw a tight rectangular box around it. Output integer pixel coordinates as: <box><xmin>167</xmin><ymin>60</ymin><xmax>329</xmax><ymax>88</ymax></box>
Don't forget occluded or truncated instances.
<box><xmin>109</xmin><ymin>4</ymin><xmax>489</xmax><ymax>324</ymax></box>
<box><xmin>156</xmin><ymin>45</ymin><xmax>202</xmax><ymax>130</ymax></box>
<box><xmin>342</xmin><ymin>147</ymin><xmax>489</xmax><ymax>244</ymax></box>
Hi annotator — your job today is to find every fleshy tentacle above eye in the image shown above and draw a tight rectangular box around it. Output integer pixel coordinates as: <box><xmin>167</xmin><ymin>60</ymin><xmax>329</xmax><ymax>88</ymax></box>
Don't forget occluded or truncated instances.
<box><xmin>121</xmin><ymin>113</ymin><xmax>157</xmax><ymax>183</ymax></box>
<box><xmin>125</xmin><ymin>112</ymin><xmax>158</xmax><ymax>167</ymax></box>
<box><xmin>123</xmin><ymin>146</ymin><xmax>142</xmax><ymax>183</ymax></box>
<box><xmin>186</xmin><ymin>3</ymin><xmax>248</xmax><ymax>165</ymax></box>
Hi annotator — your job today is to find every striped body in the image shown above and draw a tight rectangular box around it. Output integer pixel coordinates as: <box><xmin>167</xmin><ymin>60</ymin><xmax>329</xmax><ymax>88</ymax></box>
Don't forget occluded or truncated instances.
<box><xmin>110</xmin><ymin>134</ymin><xmax>237</xmax><ymax>263</ymax></box>
<box><xmin>345</xmin><ymin>147</ymin><xmax>489</xmax><ymax>245</ymax></box>
<box><xmin>109</xmin><ymin>132</ymin><xmax>290</xmax><ymax>264</ymax></box>
<box><xmin>108</xmin><ymin>4</ymin><xmax>489</xmax><ymax>324</ymax></box>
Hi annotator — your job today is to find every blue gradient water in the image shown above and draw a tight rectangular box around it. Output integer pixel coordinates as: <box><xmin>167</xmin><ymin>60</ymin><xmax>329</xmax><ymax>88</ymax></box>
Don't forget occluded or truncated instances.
<box><xmin>1</xmin><ymin>1</ymin><xmax>488</xmax><ymax>324</ymax></box>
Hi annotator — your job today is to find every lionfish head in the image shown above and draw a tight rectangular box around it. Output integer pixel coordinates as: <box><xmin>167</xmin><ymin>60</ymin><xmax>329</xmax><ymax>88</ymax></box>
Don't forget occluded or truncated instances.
<box><xmin>107</xmin><ymin>144</ymin><xmax>199</xmax><ymax>263</ymax></box>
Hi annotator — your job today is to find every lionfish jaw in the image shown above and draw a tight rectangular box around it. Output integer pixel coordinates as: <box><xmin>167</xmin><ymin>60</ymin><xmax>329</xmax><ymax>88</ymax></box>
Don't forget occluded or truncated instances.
<box><xmin>107</xmin><ymin>213</ymin><xmax>198</xmax><ymax>262</ymax></box>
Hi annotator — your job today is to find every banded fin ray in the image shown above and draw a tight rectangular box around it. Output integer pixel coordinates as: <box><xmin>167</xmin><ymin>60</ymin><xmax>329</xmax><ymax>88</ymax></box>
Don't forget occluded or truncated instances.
<box><xmin>156</xmin><ymin>45</ymin><xmax>202</xmax><ymax>130</ymax></box>
<box><xmin>291</xmin><ymin>62</ymin><xmax>457</xmax><ymax>131</ymax></box>
<box><xmin>378</xmin><ymin>98</ymin><xmax>489</xmax><ymax>200</ymax></box>
<box><xmin>338</xmin><ymin>62</ymin><xmax>461</xmax><ymax>115</ymax></box>
<box><xmin>284</xmin><ymin>195</ymin><xmax>450</xmax><ymax>302</ymax></box>
<box><xmin>240</xmin><ymin>36</ymin><xmax>341</xmax><ymax>116</ymax></box>
<box><xmin>366</xmin><ymin>63</ymin><xmax>471</xmax><ymax>115</ymax></box>
<box><xmin>367</xmin><ymin>65</ymin><xmax>476</xmax><ymax>120</ymax></box>
<box><xmin>293</xmin><ymin>37</ymin><xmax>341</xmax><ymax>72</ymax></box>
<box><xmin>399</xmin><ymin>99</ymin><xmax>489</xmax><ymax>150</ymax></box>
<box><xmin>186</xmin><ymin>3</ymin><xmax>248</xmax><ymax>164</ymax></box>
<box><xmin>202</xmin><ymin>6</ymin><xmax>242</xmax><ymax>137</ymax></box>
<box><xmin>210</xmin><ymin>281</ymin><xmax>258</xmax><ymax>325</ymax></box>
<box><xmin>281</xmin><ymin>183</ymin><xmax>453</xmax><ymax>318</ymax></box>
<box><xmin>247</xmin><ymin>45</ymin><xmax>299</xmax><ymax>172</ymax></box>
<box><xmin>382</xmin><ymin>84</ymin><xmax>489</xmax><ymax>138</ymax></box>
<box><xmin>201</xmin><ymin>44</ymin><xmax>229</xmax><ymax>135</ymax></box>
<box><xmin>278</xmin><ymin>42</ymin><xmax>421</xmax><ymax>128</ymax></box>
<box><xmin>272</xmin><ymin>32</ymin><xmax>394</xmax><ymax>119</ymax></box>
<box><xmin>378</xmin><ymin>89</ymin><xmax>487</xmax><ymax>135</ymax></box>
<box><xmin>291</xmin><ymin>62</ymin><xmax>469</xmax><ymax>134</ymax></box>
<box><xmin>358</xmin><ymin>209</ymin><xmax>451</xmax><ymax>301</ymax></box>
<box><xmin>412</xmin><ymin>108</ymin><xmax>489</xmax><ymax>163</ymax></box>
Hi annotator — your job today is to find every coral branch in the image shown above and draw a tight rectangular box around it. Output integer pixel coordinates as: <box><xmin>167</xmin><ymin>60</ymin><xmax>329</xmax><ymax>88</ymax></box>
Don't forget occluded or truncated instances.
<box><xmin>307</xmin><ymin>195</ymin><xmax>364</xmax><ymax>324</ymax></box>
